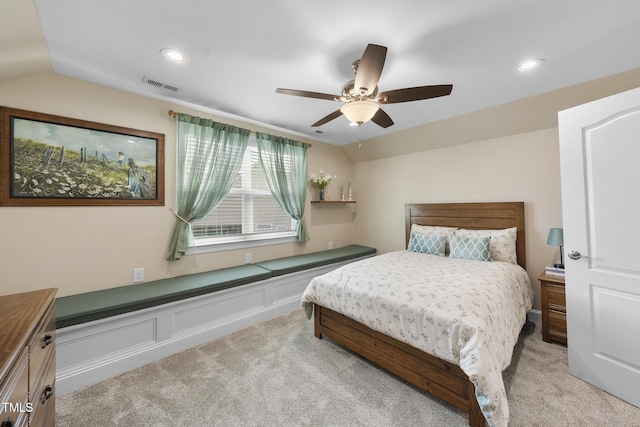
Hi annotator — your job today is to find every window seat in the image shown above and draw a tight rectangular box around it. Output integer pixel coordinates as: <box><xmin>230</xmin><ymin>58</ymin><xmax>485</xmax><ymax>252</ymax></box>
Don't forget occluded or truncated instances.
<box><xmin>55</xmin><ymin>244</ymin><xmax>376</xmax><ymax>329</ymax></box>
<box><xmin>254</xmin><ymin>244</ymin><xmax>376</xmax><ymax>276</ymax></box>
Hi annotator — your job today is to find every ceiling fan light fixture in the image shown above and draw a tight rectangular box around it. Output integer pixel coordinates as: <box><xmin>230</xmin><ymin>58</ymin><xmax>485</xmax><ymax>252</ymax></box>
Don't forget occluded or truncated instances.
<box><xmin>340</xmin><ymin>100</ymin><xmax>379</xmax><ymax>125</ymax></box>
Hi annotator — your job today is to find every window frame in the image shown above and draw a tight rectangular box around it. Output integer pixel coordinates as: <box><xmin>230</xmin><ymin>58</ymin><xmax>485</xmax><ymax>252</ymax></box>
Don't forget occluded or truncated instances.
<box><xmin>183</xmin><ymin>136</ymin><xmax>297</xmax><ymax>255</ymax></box>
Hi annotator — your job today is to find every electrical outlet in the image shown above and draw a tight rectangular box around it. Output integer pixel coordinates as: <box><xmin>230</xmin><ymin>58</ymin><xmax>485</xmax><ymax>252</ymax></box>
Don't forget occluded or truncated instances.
<box><xmin>328</xmin><ymin>241</ymin><xmax>333</xmax><ymax>249</ymax></box>
<box><xmin>244</xmin><ymin>253</ymin><xmax>252</xmax><ymax>264</ymax></box>
<box><xmin>133</xmin><ymin>268</ymin><xmax>145</xmax><ymax>283</ymax></box>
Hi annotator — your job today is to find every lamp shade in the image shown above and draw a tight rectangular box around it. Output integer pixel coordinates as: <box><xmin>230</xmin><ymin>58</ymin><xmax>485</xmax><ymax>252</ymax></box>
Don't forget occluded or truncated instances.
<box><xmin>340</xmin><ymin>100</ymin><xmax>379</xmax><ymax>124</ymax></box>
<box><xmin>546</xmin><ymin>228</ymin><xmax>564</xmax><ymax>246</ymax></box>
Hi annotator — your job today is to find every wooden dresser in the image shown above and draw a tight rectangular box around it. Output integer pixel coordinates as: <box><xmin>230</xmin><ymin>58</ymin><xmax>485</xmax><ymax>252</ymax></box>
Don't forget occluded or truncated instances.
<box><xmin>0</xmin><ymin>289</ymin><xmax>57</xmax><ymax>427</ymax></box>
<box><xmin>539</xmin><ymin>272</ymin><xmax>567</xmax><ymax>345</ymax></box>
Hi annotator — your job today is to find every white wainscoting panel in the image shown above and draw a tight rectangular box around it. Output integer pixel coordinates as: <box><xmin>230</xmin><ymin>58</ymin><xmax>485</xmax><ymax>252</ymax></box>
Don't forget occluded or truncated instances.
<box><xmin>56</xmin><ymin>257</ymin><xmax>371</xmax><ymax>395</ymax></box>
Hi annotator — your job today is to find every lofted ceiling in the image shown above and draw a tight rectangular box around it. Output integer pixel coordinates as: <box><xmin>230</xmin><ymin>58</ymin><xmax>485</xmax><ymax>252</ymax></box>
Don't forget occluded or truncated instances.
<box><xmin>3</xmin><ymin>1</ymin><xmax>640</xmax><ymax>147</ymax></box>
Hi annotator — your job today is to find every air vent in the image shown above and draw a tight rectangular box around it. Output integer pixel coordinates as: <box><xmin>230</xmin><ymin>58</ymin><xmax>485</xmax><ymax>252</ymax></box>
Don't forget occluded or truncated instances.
<box><xmin>142</xmin><ymin>76</ymin><xmax>181</xmax><ymax>93</ymax></box>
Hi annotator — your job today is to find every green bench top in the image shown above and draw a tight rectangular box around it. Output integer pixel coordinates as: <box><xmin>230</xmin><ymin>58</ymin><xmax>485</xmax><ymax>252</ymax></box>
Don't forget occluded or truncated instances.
<box><xmin>56</xmin><ymin>264</ymin><xmax>271</xmax><ymax>328</ymax></box>
<box><xmin>254</xmin><ymin>244</ymin><xmax>376</xmax><ymax>276</ymax></box>
<box><xmin>56</xmin><ymin>245</ymin><xmax>376</xmax><ymax>329</ymax></box>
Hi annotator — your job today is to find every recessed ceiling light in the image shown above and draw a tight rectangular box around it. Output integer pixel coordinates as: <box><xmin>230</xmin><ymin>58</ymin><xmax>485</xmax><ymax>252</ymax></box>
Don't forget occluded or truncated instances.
<box><xmin>518</xmin><ymin>58</ymin><xmax>544</xmax><ymax>72</ymax></box>
<box><xmin>160</xmin><ymin>48</ymin><xmax>187</xmax><ymax>64</ymax></box>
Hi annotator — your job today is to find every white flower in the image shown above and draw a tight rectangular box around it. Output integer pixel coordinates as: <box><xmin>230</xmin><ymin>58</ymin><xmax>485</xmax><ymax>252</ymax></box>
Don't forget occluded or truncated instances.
<box><xmin>309</xmin><ymin>170</ymin><xmax>337</xmax><ymax>190</ymax></box>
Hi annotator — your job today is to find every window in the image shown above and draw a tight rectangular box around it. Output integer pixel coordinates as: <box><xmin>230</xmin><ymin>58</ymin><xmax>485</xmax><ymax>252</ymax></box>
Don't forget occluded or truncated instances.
<box><xmin>189</xmin><ymin>137</ymin><xmax>296</xmax><ymax>251</ymax></box>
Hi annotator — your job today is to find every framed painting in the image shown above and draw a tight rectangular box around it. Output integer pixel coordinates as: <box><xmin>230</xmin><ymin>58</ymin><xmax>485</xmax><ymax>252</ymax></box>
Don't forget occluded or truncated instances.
<box><xmin>0</xmin><ymin>106</ymin><xmax>164</xmax><ymax>206</ymax></box>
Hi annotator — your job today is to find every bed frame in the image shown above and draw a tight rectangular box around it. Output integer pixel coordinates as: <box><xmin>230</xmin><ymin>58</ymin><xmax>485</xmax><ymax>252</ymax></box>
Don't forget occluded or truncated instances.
<box><xmin>313</xmin><ymin>202</ymin><xmax>526</xmax><ymax>427</ymax></box>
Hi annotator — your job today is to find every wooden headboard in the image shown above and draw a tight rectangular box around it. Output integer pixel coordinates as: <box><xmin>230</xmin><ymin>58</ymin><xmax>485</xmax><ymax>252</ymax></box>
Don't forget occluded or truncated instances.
<box><xmin>405</xmin><ymin>202</ymin><xmax>526</xmax><ymax>269</ymax></box>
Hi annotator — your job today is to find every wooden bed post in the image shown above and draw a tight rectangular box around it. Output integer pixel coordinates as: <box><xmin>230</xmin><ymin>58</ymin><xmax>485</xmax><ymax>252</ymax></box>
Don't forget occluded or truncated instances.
<box><xmin>313</xmin><ymin>304</ymin><xmax>323</xmax><ymax>339</ymax></box>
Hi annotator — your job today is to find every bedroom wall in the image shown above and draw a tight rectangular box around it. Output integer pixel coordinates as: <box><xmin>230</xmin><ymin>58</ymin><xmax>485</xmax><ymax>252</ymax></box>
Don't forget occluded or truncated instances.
<box><xmin>351</xmin><ymin>128</ymin><xmax>563</xmax><ymax>310</ymax></box>
<box><xmin>0</xmin><ymin>73</ymin><xmax>355</xmax><ymax>298</ymax></box>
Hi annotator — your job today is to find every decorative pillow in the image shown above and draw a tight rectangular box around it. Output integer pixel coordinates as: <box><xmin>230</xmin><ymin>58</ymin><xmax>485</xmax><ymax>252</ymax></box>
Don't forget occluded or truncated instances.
<box><xmin>448</xmin><ymin>235</ymin><xmax>493</xmax><ymax>262</ymax></box>
<box><xmin>409</xmin><ymin>224</ymin><xmax>458</xmax><ymax>254</ymax></box>
<box><xmin>454</xmin><ymin>227</ymin><xmax>517</xmax><ymax>264</ymax></box>
<box><xmin>408</xmin><ymin>232</ymin><xmax>447</xmax><ymax>256</ymax></box>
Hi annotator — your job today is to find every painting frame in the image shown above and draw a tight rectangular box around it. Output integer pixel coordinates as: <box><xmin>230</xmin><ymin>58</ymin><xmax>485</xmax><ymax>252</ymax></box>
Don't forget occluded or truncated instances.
<box><xmin>0</xmin><ymin>106</ymin><xmax>165</xmax><ymax>206</ymax></box>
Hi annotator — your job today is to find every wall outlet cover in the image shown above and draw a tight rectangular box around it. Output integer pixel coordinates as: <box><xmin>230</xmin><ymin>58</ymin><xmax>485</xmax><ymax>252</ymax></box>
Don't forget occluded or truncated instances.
<box><xmin>133</xmin><ymin>268</ymin><xmax>145</xmax><ymax>283</ymax></box>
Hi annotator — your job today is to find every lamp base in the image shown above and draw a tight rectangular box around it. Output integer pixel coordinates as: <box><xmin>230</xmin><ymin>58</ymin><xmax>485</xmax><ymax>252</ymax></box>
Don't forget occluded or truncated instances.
<box><xmin>553</xmin><ymin>263</ymin><xmax>565</xmax><ymax>269</ymax></box>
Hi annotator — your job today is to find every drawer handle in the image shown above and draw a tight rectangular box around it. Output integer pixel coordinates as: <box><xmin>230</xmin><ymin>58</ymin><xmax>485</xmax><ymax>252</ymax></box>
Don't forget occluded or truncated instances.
<box><xmin>42</xmin><ymin>385</ymin><xmax>54</xmax><ymax>404</ymax></box>
<box><xmin>43</xmin><ymin>334</ymin><xmax>53</xmax><ymax>348</ymax></box>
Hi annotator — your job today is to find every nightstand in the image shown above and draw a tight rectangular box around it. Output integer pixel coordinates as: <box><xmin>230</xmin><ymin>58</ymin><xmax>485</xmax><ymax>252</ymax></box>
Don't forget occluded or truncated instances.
<box><xmin>539</xmin><ymin>272</ymin><xmax>567</xmax><ymax>345</ymax></box>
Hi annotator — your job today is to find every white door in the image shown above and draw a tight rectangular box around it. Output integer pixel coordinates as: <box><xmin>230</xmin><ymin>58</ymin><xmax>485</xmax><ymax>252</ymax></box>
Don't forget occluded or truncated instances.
<box><xmin>558</xmin><ymin>86</ymin><xmax>640</xmax><ymax>407</ymax></box>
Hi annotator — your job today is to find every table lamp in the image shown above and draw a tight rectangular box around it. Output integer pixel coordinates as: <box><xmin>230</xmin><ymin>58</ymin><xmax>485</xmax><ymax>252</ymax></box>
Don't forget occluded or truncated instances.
<box><xmin>546</xmin><ymin>228</ymin><xmax>564</xmax><ymax>269</ymax></box>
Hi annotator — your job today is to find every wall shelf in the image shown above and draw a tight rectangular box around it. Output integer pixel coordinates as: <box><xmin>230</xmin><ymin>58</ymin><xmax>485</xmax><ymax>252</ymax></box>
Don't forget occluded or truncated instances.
<box><xmin>311</xmin><ymin>201</ymin><xmax>356</xmax><ymax>204</ymax></box>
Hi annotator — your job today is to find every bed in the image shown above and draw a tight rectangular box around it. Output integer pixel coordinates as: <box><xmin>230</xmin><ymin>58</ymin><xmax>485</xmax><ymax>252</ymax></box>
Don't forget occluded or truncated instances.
<box><xmin>301</xmin><ymin>202</ymin><xmax>533</xmax><ymax>427</ymax></box>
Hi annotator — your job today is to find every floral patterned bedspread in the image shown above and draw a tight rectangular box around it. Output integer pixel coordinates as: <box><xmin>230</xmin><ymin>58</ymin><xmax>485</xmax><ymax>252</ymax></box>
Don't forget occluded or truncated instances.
<box><xmin>300</xmin><ymin>251</ymin><xmax>533</xmax><ymax>427</ymax></box>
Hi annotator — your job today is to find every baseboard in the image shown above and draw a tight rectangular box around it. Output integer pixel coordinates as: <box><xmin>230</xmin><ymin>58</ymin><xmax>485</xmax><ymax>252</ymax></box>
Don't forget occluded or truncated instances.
<box><xmin>55</xmin><ymin>257</ymin><xmax>369</xmax><ymax>395</ymax></box>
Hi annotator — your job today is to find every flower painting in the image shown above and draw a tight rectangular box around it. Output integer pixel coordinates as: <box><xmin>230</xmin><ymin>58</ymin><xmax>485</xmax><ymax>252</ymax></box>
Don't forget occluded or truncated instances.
<box><xmin>0</xmin><ymin>106</ymin><xmax>164</xmax><ymax>206</ymax></box>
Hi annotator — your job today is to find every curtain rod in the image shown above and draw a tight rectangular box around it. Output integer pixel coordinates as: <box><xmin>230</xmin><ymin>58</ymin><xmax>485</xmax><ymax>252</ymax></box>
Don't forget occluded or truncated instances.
<box><xmin>167</xmin><ymin>110</ymin><xmax>311</xmax><ymax>147</ymax></box>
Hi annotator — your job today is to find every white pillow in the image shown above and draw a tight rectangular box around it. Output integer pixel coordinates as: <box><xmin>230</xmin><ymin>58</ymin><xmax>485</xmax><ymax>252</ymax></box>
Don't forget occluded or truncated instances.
<box><xmin>454</xmin><ymin>227</ymin><xmax>518</xmax><ymax>264</ymax></box>
<box><xmin>410</xmin><ymin>224</ymin><xmax>458</xmax><ymax>253</ymax></box>
<box><xmin>411</xmin><ymin>224</ymin><xmax>458</xmax><ymax>235</ymax></box>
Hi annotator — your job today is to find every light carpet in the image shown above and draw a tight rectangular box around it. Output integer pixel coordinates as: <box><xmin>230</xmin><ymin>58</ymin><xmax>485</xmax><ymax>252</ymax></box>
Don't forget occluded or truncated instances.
<box><xmin>56</xmin><ymin>309</ymin><xmax>640</xmax><ymax>426</ymax></box>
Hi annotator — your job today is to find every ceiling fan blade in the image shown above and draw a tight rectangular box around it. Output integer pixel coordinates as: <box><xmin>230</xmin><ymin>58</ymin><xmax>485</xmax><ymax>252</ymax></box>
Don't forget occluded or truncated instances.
<box><xmin>371</xmin><ymin>108</ymin><xmax>394</xmax><ymax>128</ymax></box>
<box><xmin>378</xmin><ymin>84</ymin><xmax>453</xmax><ymax>104</ymax></box>
<box><xmin>354</xmin><ymin>44</ymin><xmax>387</xmax><ymax>96</ymax></box>
<box><xmin>311</xmin><ymin>109</ymin><xmax>343</xmax><ymax>127</ymax></box>
<box><xmin>276</xmin><ymin>88</ymin><xmax>338</xmax><ymax>101</ymax></box>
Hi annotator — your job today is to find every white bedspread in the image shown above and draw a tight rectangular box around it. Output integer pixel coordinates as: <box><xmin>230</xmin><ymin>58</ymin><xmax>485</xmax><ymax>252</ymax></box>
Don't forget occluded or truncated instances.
<box><xmin>300</xmin><ymin>251</ymin><xmax>533</xmax><ymax>427</ymax></box>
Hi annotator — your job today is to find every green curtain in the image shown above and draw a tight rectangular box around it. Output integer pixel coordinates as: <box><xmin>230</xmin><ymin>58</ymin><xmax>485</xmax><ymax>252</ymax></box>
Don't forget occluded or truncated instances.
<box><xmin>255</xmin><ymin>132</ymin><xmax>310</xmax><ymax>243</ymax></box>
<box><xmin>167</xmin><ymin>114</ymin><xmax>250</xmax><ymax>261</ymax></box>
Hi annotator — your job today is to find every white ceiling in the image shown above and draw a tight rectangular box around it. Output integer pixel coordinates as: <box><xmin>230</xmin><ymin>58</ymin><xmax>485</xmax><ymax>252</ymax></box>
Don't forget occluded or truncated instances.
<box><xmin>7</xmin><ymin>1</ymin><xmax>640</xmax><ymax>146</ymax></box>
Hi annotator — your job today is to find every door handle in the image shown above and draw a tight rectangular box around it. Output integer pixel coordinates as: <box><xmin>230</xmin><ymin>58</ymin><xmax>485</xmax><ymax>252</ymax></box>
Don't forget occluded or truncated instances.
<box><xmin>568</xmin><ymin>250</ymin><xmax>590</xmax><ymax>260</ymax></box>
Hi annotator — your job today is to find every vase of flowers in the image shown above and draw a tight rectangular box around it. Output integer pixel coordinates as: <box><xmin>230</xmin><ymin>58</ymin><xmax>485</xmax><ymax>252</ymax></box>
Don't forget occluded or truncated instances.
<box><xmin>309</xmin><ymin>170</ymin><xmax>337</xmax><ymax>201</ymax></box>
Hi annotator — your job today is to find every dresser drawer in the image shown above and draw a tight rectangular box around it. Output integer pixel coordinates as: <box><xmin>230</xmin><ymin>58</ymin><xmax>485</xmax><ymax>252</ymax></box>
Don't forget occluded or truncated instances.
<box><xmin>546</xmin><ymin>283</ymin><xmax>566</xmax><ymax>312</ymax></box>
<box><xmin>28</xmin><ymin>302</ymin><xmax>56</xmax><ymax>392</ymax></box>
<box><xmin>549</xmin><ymin>310</ymin><xmax>568</xmax><ymax>343</ymax></box>
<box><xmin>29</xmin><ymin>353</ymin><xmax>55</xmax><ymax>427</ymax></box>
<box><xmin>0</xmin><ymin>289</ymin><xmax>57</xmax><ymax>427</ymax></box>
<box><xmin>0</xmin><ymin>347</ymin><xmax>30</xmax><ymax>427</ymax></box>
<box><xmin>549</xmin><ymin>310</ymin><xmax>567</xmax><ymax>332</ymax></box>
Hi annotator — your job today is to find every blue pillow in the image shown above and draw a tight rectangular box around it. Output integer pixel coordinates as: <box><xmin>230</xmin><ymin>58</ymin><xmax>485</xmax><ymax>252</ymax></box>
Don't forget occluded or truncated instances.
<box><xmin>408</xmin><ymin>232</ymin><xmax>447</xmax><ymax>256</ymax></box>
<box><xmin>449</xmin><ymin>235</ymin><xmax>492</xmax><ymax>262</ymax></box>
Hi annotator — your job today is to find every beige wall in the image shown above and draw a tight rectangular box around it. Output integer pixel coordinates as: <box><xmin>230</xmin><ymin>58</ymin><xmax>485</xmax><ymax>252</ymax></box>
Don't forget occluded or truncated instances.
<box><xmin>352</xmin><ymin>128</ymin><xmax>563</xmax><ymax>310</ymax></box>
<box><xmin>0</xmin><ymin>72</ymin><xmax>563</xmax><ymax>310</ymax></box>
<box><xmin>0</xmin><ymin>74</ymin><xmax>355</xmax><ymax>297</ymax></box>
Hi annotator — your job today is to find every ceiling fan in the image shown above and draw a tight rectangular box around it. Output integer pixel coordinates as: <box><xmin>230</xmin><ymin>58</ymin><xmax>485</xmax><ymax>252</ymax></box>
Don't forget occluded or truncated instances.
<box><xmin>276</xmin><ymin>44</ymin><xmax>453</xmax><ymax>128</ymax></box>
